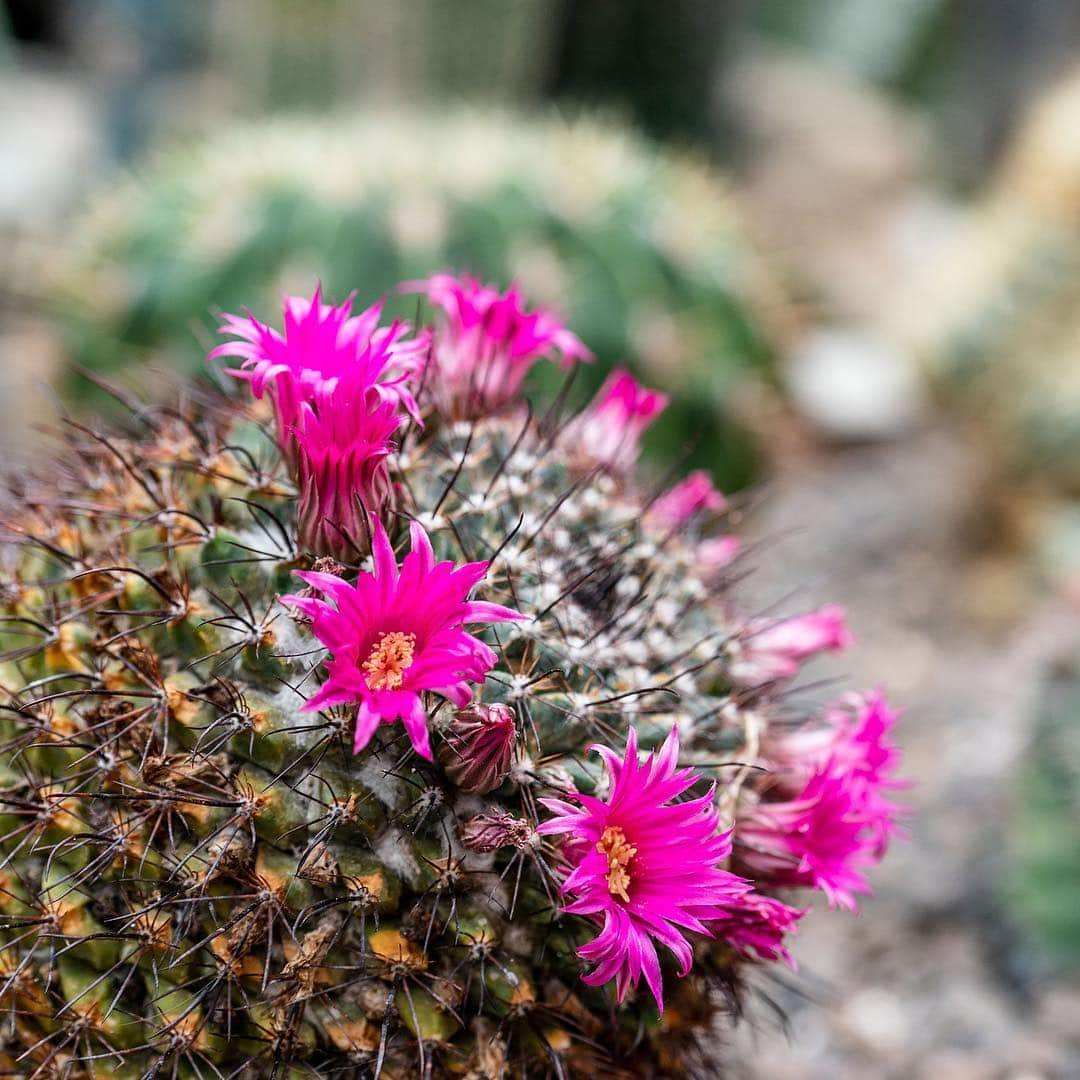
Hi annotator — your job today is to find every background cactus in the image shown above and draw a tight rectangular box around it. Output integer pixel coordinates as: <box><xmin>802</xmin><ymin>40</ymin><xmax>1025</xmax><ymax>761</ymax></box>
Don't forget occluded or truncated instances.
<box><xmin>0</xmin><ymin>280</ymin><xmax>898</xmax><ymax>1078</ymax></box>
<box><xmin>906</xmin><ymin>66</ymin><xmax>1080</xmax><ymax>499</ymax></box>
<box><xmin>1007</xmin><ymin>657</ymin><xmax>1080</xmax><ymax>970</ymax></box>
<box><xmin>46</xmin><ymin>109</ymin><xmax>791</xmax><ymax>491</ymax></box>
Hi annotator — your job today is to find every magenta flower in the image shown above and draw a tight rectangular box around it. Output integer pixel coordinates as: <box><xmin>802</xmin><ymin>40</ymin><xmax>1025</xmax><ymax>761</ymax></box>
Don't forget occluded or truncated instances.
<box><xmin>406</xmin><ymin>273</ymin><xmax>591</xmax><ymax>414</ymax></box>
<box><xmin>292</xmin><ymin>390</ymin><xmax>401</xmax><ymax>557</ymax></box>
<box><xmin>538</xmin><ymin>727</ymin><xmax>749</xmax><ymax>1013</ymax></box>
<box><xmin>711</xmin><ymin>891</ymin><xmax>803</xmax><ymax>966</ymax></box>
<box><xmin>211</xmin><ymin>287</ymin><xmax>427</xmax><ymax>454</ymax></box>
<box><xmin>646</xmin><ymin>470</ymin><xmax>727</xmax><ymax>531</ymax></box>
<box><xmin>734</xmin><ymin>766</ymin><xmax>878</xmax><ymax>911</ymax></box>
<box><xmin>281</xmin><ymin>518</ymin><xmax>526</xmax><ymax>760</ymax></box>
<box><xmin>567</xmin><ymin>369</ymin><xmax>669</xmax><ymax>473</ymax></box>
<box><xmin>767</xmin><ymin>690</ymin><xmax>906</xmax><ymax>855</ymax></box>
<box><xmin>731</xmin><ymin>604</ymin><xmax>853</xmax><ymax>686</ymax></box>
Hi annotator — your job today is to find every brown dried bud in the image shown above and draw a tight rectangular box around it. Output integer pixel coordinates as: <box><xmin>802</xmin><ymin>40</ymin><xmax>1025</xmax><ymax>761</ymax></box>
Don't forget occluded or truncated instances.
<box><xmin>460</xmin><ymin>808</ymin><xmax>535</xmax><ymax>854</ymax></box>
<box><xmin>283</xmin><ymin>557</ymin><xmax>348</xmax><ymax>624</ymax></box>
<box><xmin>437</xmin><ymin>702</ymin><xmax>516</xmax><ymax>794</ymax></box>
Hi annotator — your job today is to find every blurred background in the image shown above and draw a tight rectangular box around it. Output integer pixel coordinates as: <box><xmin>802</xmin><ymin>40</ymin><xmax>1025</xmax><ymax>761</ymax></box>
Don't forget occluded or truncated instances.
<box><xmin>3</xmin><ymin>2</ymin><xmax>1080</xmax><ymax>1075</ymax></box>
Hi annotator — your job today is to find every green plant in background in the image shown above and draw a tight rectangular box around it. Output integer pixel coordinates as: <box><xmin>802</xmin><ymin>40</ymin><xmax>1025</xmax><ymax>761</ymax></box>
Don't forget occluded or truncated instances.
<box><xmin>50</xmin><ymin>109</ymin><xmax>789</xmax><ymax>492</ymax></box>
<box><xmin>911</xmin><ymin>66</ymin><xmax>1080</xmax><ymax>498</ymax></box>
<box><xmin>1008</xmin><ymin>658</ymin><xmax>1080</xmax><ymax>969</ymax></box>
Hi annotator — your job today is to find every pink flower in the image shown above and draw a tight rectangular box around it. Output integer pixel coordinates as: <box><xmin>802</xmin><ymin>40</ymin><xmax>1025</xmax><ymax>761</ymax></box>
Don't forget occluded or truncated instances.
<box><xmin>767</xmin><ymin>690</ymin><xmax>906</xmax><ymax>855</ymax></box>
<box><xmin>567</xmin><ymin>369</ymin><xmax>669</xmax><ymax>473</ymax></box>
<box><xmin>211</xmin><ymin>287</ymin><xmax>427</xmax><ymax>455</ymax></box>
<box><xmin>735</xmin><ymin>766</ymin><xmax>878</xmax><ymax>912</ymax></box>
<box><xmin>713</xmin><ymin>892</ymin><xmax>803</xmax><ymax>966</ymax></box>
<box><xmin>538</xmin><ymin>727</ymin><xmax>749</xmax><ymax>1013</ymax></box>
<box><xmin>731</xmin><ymin>604</ymin><xmax>853</xmax><ymax>686</ymax></box>
<box><xmin>281</xmin><ymin>518</ymin><xmax>526</xmax><ymax>760</ymax></box>
<box><xmin>646</xmin><ymin>471</ymin><xmax>727</xmax><ymax>531</ymax></box>
<box><xmin>696</xmin><ymin>535</ymin><xmax>742</xmax><ymax>573</ymax></box>
<box><xmin>406</xmin><ymin>273</ymin><xmax>591</xmax><ymax>414</ymax></box>
<box><xmin>291</xmin><ymin>389</ymin><xmax>402</xmax><ymax>557</ymax></box>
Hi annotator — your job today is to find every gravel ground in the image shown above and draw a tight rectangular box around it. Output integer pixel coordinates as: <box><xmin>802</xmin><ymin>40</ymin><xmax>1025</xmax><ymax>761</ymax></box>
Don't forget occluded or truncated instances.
<box><xmin>726</xmin><ymin>424</ymin><xmax>1080</xmax><ymax>1079</ymax></box>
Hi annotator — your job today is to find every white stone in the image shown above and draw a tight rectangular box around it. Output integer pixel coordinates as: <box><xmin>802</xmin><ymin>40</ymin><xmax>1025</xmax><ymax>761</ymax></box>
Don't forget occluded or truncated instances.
<box><xmin>787</xmin><ymin>327</ymin><xmax>926</xmax><ymax>440</ymax></box>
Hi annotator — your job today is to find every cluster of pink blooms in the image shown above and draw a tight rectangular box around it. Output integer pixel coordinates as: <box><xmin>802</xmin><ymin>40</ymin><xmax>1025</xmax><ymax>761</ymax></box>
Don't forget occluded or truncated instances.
<box><xmin>214</xmin><ymin>274</ymin><xmax>904</xmax><ymax>1016</ymax></box>
<box><xmin>736</xmin><ymin>690</ymin><xmax>906</xmax><ymax>910</ymax></box>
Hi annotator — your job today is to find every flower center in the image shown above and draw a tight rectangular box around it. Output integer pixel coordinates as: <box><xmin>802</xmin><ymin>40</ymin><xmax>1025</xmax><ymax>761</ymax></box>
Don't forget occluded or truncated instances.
<box><xmin>362</xmin><ymin>632</ymin><xmax>417</xmax><ymax>691</ymax></box>
<box><xmin>597</xmin><ymin>825</ymin><xmax>636</xmax><ymax>903</ymax></box>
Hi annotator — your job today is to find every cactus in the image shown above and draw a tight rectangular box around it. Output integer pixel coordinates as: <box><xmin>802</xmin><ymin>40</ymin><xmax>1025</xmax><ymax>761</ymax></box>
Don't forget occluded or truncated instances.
<box><xmin>1007</xmin><ymin>658</ymin><xmax>1080</xmax><ymax>970</ymax></box>
<box><xmin>907</xmin><ymin>66</ymin><xmax>1080</xmax><ymax>494</ymax></box>
<box><xmin>0</xmin><ymin>277</ymin><xmax>901</xmax><ymax>1077</ymax></box>
<box><xmin>48</xmin><ymin>109</ymin><xmax>792</xmax><ymax>491</ymax></box>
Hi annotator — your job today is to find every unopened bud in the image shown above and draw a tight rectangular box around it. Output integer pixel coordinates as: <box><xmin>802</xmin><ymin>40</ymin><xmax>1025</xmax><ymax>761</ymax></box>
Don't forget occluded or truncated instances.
<box><xmin>438</xmin><ymin>703</ymin><xmax>516</xmax><ymax>794</ymax></box>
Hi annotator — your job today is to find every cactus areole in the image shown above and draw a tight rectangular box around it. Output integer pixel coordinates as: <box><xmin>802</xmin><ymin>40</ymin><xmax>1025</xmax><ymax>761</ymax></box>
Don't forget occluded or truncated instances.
<box><xmin>0</xmin><ymin>277</ymin><xmax>904</xmax><ymax>1077</ymax></box>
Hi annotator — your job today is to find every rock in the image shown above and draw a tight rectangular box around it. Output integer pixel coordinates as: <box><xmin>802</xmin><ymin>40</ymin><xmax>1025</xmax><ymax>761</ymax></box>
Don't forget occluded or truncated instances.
<box><xmin>786</xmin><ymin>327</ymin><xmax>926</xmax><ymax>441</ymax></box>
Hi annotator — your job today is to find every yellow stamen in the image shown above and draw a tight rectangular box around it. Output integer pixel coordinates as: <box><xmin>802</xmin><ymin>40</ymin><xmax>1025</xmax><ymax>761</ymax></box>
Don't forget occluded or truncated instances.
<box><xmin>362</xmin><ymin>632</ymin><xmax>417</xmax><ymax>691</ymax></box>
<box><xmin>597</xmin><ymin>825</ymin><xmax>636</xmax><ymax>903</ymax></box>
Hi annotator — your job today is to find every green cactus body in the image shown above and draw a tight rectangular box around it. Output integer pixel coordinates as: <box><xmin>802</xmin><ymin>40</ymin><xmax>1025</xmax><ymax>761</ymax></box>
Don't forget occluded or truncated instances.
<box><xmin>0</xmin><ymin>383</ymin><xmax>767</xmax><ymax>1077</ymax></box>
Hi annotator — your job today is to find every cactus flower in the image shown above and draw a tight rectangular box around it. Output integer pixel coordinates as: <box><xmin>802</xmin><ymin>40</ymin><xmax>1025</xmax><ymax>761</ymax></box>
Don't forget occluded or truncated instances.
<box><xmin>538</xmin><ymin>726</ymin><xmax>749</xmax><ymax>1013</ymax></box>
<box><xmin>731</xmin><ymin>604</ymin><xmax>853</xmax><ymax>686</ymax></box>
<box><xmin>735</xmin><ymin>765</ymin><xmax>881</xmax><ymax>911</ymax></box>
<box><xmin>697</xmin><ymin>534</ymin><xmax>743</xmax><ymax>573</ymax></box>
<box><xmin>211</xmin><ymin>287</ymin><xmax>427</xmax><ymax>453</ymax></box>
<box><xmin>281</xmin><ymin>518</ymin><xmax>525</xmax><ymax>760</ymax></box>
<box><xmin>646</xmin><ymin>470</ymin><xmax>727</xmax><ymax>530</ymax></box>
<box><xmin>767</xmin><ymin>690</ymin><xmax>906</xmax><ymax>855</ymax></box>
<box><xmin>711</xmin><ymin>891</ymin><xmax>804</xmax><ymax>965</ymax></box>
<box><xmin>568</xmin><ymin>368</ymin><xmax>669</xmax><ymax>473</ymax></box>
<box><xmin>408</xmin><ymin>273</ymin><xmax>591</xmax><ymax>414</ymax></box>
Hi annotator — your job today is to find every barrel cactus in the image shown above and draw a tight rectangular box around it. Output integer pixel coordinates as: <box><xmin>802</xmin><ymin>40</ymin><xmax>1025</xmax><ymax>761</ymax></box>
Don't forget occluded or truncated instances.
<box><xmin>48</xmin><ymin>109</ymin><xmax>790</xmax><ymax>490</ymax></box>
<box><xmin>906</xmin><ymin>65</ymin><xmax>1080</xmax><ymax>494</ymax></box>
<box><xmin>0</xmin><ymin>276</ymin><xmax>901</xmax><ymax>1078</ymax></box>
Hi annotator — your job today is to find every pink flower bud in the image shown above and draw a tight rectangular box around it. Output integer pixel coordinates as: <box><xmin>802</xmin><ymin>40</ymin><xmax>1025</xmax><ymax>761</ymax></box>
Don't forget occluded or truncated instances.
<box><xmin>567</xmin><ymin>368</ymin><xmax>668</xmax><ymax>473</ymax></box>
<box><xmin>646</xmin><ymin>470</ymin><xmax>727</xmax><ymax>531</ymax></box>
<box><xmin>437</xmin><ymin>703</ymin><xmax>517</xmax><ymax>793</ymax></box>
<box><xmin>292</xmin><ymin>392</ymin><xmax>400</xmax><ymax>557</ymax></box>
<box><xmin>697</xmin><ymin>535</ymin><xmax>742</xmax><ymax>573</ymax></box>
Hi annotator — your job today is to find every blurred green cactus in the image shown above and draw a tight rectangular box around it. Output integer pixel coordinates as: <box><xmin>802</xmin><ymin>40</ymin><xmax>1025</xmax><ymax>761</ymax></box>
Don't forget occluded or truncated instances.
<box><xmin>1007</xmin><ymin>657</ymin><xmax>1080</xmax><ymax>969</ymax></box>
<box><xmin>49</xmin><ymin>109</ymin><xmax>790</xmax><ymax>490</ymax></box>
<box><xmin>914</xmin><ymin>66</ymin><xmax>1080</xmax><ymax>494</ymax></box>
